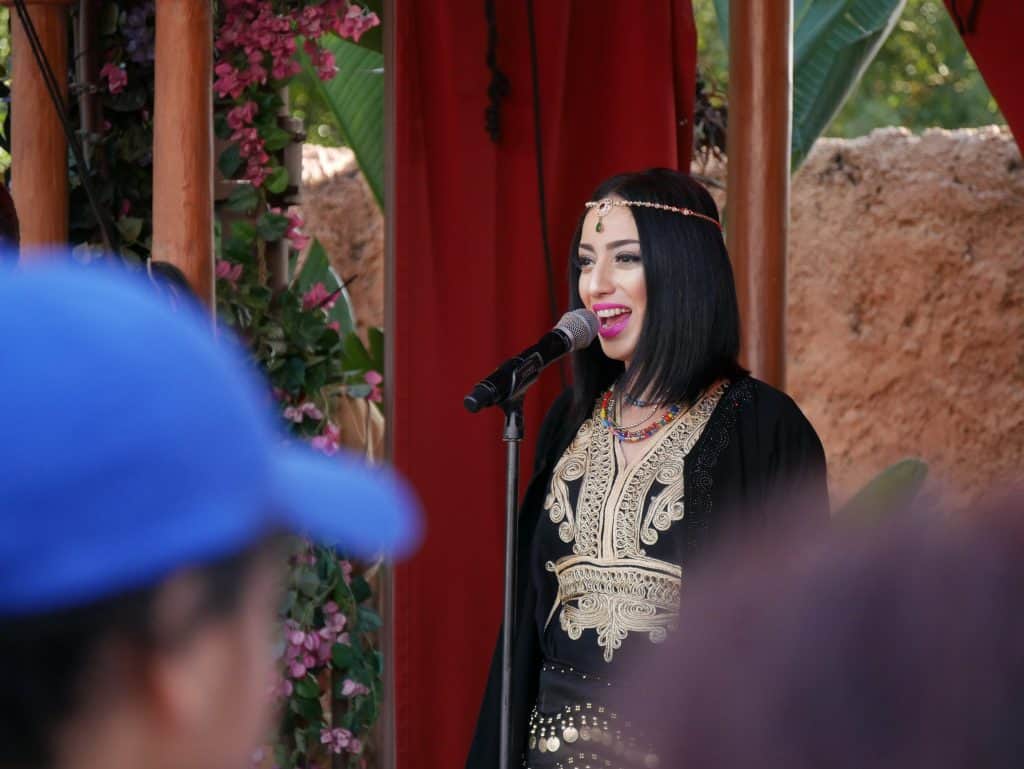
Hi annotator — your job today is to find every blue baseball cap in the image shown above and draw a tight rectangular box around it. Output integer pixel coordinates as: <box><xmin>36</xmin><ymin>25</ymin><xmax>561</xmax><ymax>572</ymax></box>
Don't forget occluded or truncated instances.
<box><xmin>0</xmin><ymin>257</ymin><xmax>421</xmax><ymax>617</ymax></box>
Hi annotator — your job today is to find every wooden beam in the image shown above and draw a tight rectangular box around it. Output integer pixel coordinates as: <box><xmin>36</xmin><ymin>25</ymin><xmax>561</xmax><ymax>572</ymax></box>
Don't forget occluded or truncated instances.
<box><xmin>8</xmin><ymin>0</ymin><xmax>73</xmax><ymax>252</ymax></box>
<box><xmin>152</xmin><ymin>0</ymin><xmax>213</xmax><ymax>307</ymax></box>
<box><xmin>726</xmin><ymin>0</ymin><xmax>792</xmax><ymax>388</ymax></box>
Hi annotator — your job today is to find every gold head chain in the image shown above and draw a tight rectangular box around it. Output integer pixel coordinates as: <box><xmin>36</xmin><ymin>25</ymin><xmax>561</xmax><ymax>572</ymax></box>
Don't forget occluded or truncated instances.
<box><xmin>585</xmin><ymin>198</ymin><xmax>723</xmax><ymax>233</ymax></box>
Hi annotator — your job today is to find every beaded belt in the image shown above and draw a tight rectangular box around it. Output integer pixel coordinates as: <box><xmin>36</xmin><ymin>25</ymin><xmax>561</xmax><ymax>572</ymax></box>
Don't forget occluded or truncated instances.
<box><xmin>523</xmin><ymin>663</ymin><xmax>660</xmax><ymax>769</ymax></box>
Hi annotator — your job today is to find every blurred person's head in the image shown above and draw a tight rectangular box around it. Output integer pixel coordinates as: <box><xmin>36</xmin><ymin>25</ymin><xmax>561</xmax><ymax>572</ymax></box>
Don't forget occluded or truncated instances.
<box><xmin>0</xmin><ymin>540</ymin><xmax>285</xmax><ymax>769</ymax></box>
<box><xmin>620</xmin><ymin>496</ymin><xmax>1024</xmax><ymax>769</ymax></box>
<box><xmin>147</xmin><ymin>259</ymin><xmax>197</xmax><ymax>311</ymax></box>
<box><xmin>0</xmin><ymin>258</ymin><xmax>420</xmax><ymax>769</ymax></box>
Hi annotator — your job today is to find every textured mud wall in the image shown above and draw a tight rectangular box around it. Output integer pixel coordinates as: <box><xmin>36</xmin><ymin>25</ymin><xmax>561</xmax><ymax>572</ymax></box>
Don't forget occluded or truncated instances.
<box><xmin>301</xmin><ymin>128</ymin><xmax>1024</xmax><ymax>509</ymax></box>
<box><xmin>787</xmin><ymin>128</ymin><xmax>1023</xmax><ymax>509</ymax></box>
<box><xmin>301</xmin><ymin>145</ymin><xmax>384</xmax><ymax>334</ymax></box>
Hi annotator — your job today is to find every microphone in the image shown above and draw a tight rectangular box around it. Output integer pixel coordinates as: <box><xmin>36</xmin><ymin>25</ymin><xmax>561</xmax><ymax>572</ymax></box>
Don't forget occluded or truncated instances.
<box><xmin>464</xmin><ymin>309</ymin><xmax>600</xmax><ymax>413</ymax></box>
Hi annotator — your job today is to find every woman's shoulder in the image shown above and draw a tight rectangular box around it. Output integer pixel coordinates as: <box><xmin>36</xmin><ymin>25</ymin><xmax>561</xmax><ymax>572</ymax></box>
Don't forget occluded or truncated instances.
<box><xmin>723</xmin><ymin>376</ymin><xmax>819</xmax><ymax>435</ymax></box>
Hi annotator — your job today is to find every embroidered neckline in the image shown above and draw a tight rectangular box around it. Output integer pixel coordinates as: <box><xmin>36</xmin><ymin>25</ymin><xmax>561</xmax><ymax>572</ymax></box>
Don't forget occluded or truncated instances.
<box><xmin>541</xmin><ymin>382</ymin><xmax>728</xmax><ymax>661</ymax></box>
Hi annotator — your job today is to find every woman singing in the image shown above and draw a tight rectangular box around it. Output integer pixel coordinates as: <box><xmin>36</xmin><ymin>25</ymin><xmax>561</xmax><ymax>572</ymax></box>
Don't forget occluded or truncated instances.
<box><xmin>466</xmin><ymin>168</ymin><xmax>828</xmax><ymax>769</ymax></box>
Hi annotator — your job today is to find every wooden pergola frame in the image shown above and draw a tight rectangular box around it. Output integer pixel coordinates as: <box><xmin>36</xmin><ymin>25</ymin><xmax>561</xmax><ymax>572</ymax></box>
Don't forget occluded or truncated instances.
<box><xmin>10</xmin><ymin>0</ymin><xmax>214</xmax><ymax>306</ymax></box>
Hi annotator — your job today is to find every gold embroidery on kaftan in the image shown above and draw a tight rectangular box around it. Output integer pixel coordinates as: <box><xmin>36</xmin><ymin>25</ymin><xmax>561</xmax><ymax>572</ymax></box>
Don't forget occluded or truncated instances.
<box><xmin>543</xmin><ymin>384</ymin><xmax>725</xmax><ymax>662</ymax></box>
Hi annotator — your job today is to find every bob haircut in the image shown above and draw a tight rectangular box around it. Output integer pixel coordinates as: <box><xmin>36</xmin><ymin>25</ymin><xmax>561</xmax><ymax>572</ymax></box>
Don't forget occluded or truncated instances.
<box><xmin>568</xmin><ymin>168</ymin><xmax>745</xmax><ymax>424</ymax></box>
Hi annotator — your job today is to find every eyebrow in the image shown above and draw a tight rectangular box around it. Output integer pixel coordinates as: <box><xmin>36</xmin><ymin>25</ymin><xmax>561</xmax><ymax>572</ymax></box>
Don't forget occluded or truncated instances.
<box><xmin>578</xmin><ymin>239</ymin><xmax>640</xmax><ymax>252</ymax></box>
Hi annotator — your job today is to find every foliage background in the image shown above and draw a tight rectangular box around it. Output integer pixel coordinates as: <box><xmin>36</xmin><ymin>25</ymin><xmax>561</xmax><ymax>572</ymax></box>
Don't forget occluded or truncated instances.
<box><xmin>693</xmin><ymin>0</ymin><xmax>1004</xmax><ymax>138</ymax></box>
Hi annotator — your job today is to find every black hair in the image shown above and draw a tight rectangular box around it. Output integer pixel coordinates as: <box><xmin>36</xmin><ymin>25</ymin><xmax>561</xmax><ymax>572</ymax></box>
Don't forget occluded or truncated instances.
<box><xmin>0</xmin><ymin>540</ymin><xmax>277</xmax><ymax>769</ymax></box>
<box><xmin>148</xmin><ymin>260</ymin><xmax>196</xmax><ymax>309</ymax></box>
<box><xmin>568</xmin><ymin>168</ymin><xmax>745</xmax><ymax>424</ymax></box>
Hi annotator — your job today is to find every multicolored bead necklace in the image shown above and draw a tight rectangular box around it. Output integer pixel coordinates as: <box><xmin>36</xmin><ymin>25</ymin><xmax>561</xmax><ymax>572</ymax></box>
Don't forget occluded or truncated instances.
<box><xmin>600</xmin><ymin>384</ymin><xmax>682</xmax><ymax>443</ymax></box>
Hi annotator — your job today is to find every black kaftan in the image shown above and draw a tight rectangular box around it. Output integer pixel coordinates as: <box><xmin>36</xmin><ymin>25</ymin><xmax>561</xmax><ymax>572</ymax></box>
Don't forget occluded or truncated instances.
<box><xmin>466</xmin><ymin>376</ymin><xmax>828</xmax><ymax>769</ymax></box>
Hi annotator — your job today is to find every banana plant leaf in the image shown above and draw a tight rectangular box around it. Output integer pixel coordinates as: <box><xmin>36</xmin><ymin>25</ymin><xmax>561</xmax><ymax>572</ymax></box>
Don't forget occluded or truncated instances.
<box><xmin>835</xmin><ymin>457</ymin><xmax>929</xmax><ymax>522</ymax></box>
<box><xmin>713</xmin><ymin>0</ymin><xmax>906</xmax><ymax>170</ymax></box>
<box><xmin>298</xmin><ymin>36</ymin><xmax>384</xmax><ymax>208</ymax></box>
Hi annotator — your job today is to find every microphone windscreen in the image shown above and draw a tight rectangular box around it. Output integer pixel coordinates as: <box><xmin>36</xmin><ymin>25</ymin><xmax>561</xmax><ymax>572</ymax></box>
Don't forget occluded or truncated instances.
<box><xmin>556</xmin><ymin>309</ymin><xmax>599</xmax><ymax>351</ymax></box>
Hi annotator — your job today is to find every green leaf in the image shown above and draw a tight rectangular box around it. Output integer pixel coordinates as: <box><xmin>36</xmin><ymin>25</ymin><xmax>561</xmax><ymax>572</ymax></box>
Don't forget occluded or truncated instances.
<box><xmin>226</xmin><ymin>219</ymin><xmax>257</xmax><ymax>245</ymax></box>
<box><xmin>291</xmin><ymin>695</ymin><xmax>322</xmax><ymax>723</ymax></box>
<box><xmin>342</xmin><ymin>332</ymin><xmax>374</xmax><ymax>372</ymax></box>
<box><xmin>355</xmin><ymin>607</ymin><xmax>383</xmax><ymax>632</ymax></box>
<box><xmin>257</xmin><ymin>211</ymin><xmax>291</xmax><ymax>241</ymax></box>
<box><xmin>350</xmin><ymin>574</ymin><xmax>372</xmax><ymax>603</ymax></box>
<box><xmin>294</xmin><ymin>677</ymin><xmax>321</xmax><ymax>699</ymax></box>
<box><xmin>791</xmin><ymin>0</ymin><xmax>906</xmax><ymax>169</ymax></box>
<box><xmin>116</xmin><ymin>216</ymin><xmax>143</xmax><ymax>244</ymax></box>
<box><xmin>836</xmin><ymin>458</ymin><xmax>928</xmax><ymax>522</ymax></box>
<box><xmin>224</xmin><ymin>184</ymin><xmax>259</xmax><ymax>213</ymax></box>
<box><xmin>262</xmin><ymin>124</ymin><xmax>294</xmax><ymax>152</ymax></box>
<box><xmin>711</xmin><ymin>0</ymin><xmax>906</xmax><ymax>171</ymax></box>
<box><xmin>367</xmin><ymin>326</ymin><xmax>384</xmax><ymax>373</ymax></box>
<box><xmin>298</xmin><ymin>36</ymin><xmax>384</xmax><ymax>207</ymax></box>
<box><xmin>266</xmin><ymin>165</ymin><xmax>290</xmax><ymax>194</ymax></box>
<box><xmin>281</xmin><ymin>356</ymin><xmax>308</xmax><ymax>393</ymax></box>
<box><xmin>100</xmin><ymin>1</ymin><xmax>119</xmax><ymax>35</ymax></box>
<box><xmin>332</xmin><ymin>643</ymin><xmax>358</xmax><ymax>668</ymax></box>
<box><xmin>218</xmin><ymin>142</ymin><xmax>243</xmax><ymax>178</ymax></box>
<box><xmin>305</xmin><ymin>361</ymin><xmax>328</xmax><ymax>391</ymax></box>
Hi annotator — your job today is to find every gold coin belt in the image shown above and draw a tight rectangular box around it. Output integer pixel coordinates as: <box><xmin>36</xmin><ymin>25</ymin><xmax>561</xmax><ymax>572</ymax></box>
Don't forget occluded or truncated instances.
<box><xmin>526</xmin><ymin>703</ymin><xmax>660</xmax><ymax>769</ymax></box>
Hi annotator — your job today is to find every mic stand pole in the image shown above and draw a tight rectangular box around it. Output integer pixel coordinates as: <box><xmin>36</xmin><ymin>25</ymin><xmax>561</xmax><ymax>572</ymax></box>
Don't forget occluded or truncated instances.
<box><xmin>499</xmin><ymin>398</ymin><xmax>524</xmax><ymax>769</ymax></box>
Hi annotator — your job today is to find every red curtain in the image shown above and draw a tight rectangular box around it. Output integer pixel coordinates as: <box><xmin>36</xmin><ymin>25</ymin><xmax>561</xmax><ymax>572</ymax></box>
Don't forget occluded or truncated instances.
<box><xmin>944</xmin><ymin>0</ymin><xmax>1024</xmax><ymax>146</ymax></box>
<box><xmin>390</xmin><ymin>3</ymin><xmax>696</xmax><ymax>766</ymax></box>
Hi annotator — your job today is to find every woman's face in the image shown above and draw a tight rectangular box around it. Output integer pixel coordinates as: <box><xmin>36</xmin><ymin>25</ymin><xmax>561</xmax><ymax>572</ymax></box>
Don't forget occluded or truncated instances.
<box><xmin>577</xmin><ymin>200</ymin><xmax>647</xmax><ymax>367</ymax></box>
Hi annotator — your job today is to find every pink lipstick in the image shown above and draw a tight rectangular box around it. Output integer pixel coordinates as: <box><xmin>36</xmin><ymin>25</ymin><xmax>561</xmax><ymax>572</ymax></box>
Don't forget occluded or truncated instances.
<box><xmin>592</xmin><ymin>303</ymin><xmax>632</xmax><ymax>340</ymax></box>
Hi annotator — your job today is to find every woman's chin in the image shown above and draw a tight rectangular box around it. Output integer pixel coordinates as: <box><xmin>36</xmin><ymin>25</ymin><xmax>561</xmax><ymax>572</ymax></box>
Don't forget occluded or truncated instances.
<box><xmin>597</xmin><ymin>337</ymin><xmax>636</xmax><ymax>364</ymax></box>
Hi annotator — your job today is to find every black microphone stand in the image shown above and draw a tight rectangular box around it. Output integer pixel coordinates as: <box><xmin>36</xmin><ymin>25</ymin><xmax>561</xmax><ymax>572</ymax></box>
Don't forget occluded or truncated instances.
<box><xmin>498</xmin><ymin>399</ymin><xmax>524</xmax><ymax>769</ymax></box>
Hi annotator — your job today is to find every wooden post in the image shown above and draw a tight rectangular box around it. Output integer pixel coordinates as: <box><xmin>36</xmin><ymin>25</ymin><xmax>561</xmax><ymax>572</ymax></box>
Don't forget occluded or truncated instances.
<box><xmin>726</xmin><ymin>0</ymin><xmax>792</xmax><ymax>388</ymax></box>
<box><xmin>152</xmin><ymin>0</ymin><xmax>214</xmax><ymax>307</ymax></box>
<box><xmin>8</xmin><ymin>0</ymin><xmax>73</xmax><ymax>252</ymax></box>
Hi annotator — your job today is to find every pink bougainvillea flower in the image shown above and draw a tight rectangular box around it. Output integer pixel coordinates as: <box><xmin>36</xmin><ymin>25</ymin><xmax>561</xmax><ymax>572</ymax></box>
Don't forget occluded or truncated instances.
<box><xmin>286</xmin><ymin>211</ymin><xmax>311</xmax><ymax>251</ymax></box>
<box><xmin>364</xmin><ymin>370</ymin><xmax>383</xmax><ymax>403</ymax></box>
<box><xmin>213</xmin><ymin>61</ymin><xmax>244</xmax><ymax>99</ymax></box>
<box><xmin>314</xmin><ymin>49</ymin><xmax>338</xmax><ymax>80</ymax></box>
<box><xmin>327</xmin><ymin>321</ymin><xmax>341</xmax><ymax>333</ymax></box>
<box><xmin>327</xmin><ymin>611</ymin><xmax>347</xmax><ymax>634</ymax></box>
<box><xmin>100</xmin><ymin>62</ymin><xmax>128</xmax><ymax>94</ymax></box>
<box><xmin>288</xmin><ymin>661</ymin><xmax>307</xmax><ymax>679</ymax></box>
<box><xmin>319</xmin><ymin>728</ymin><xmax>352</xmax><ymax>755</ymax></box>
<box><xmin>349</xmin><ymin>739</ymin><xmax>363</xmax><ymax>755</ymax></box>
<box><xmin>311</xmin><ymin>422</ymin><xmax>341</xmax><ymax>455</ymax></box>
<box><xmin>227</xmin><ymin>100</ymin><xmax>258</xmax><ymax>130</ymax></box>
<box><xmin>337</xmin><ymin>4</ymin><xmax>379</xmax><ymax>42</ymax></box>
<box><xmin>341</xmin><ymin>678</ymin><xmax>370</xmax><ymax>698</ymax></box>
<box><xmin>302</xmin><ymin>282</ymin><xmax>337</xmax><ymax>312</ymax></box>
<box><xmin>282</xmin><ymin>401</ymin><xmax>324</xmax><ymax>423</ymax></box>
<box><xmin>323</xmin><ymin>600</ymin><xmax>339</xmax><ymax>615</ymax></box>
<box><xmin>215</xmin><ymin>260</ymin><xmax>243</xmax><ymax>289</ymax></box>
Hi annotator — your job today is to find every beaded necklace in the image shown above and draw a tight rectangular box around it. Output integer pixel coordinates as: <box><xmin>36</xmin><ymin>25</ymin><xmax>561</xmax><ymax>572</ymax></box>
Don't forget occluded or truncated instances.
<box><xmin>599</xmin><ymin>384</ymin><xmax>682</xmax><ymax>443</ymax></box>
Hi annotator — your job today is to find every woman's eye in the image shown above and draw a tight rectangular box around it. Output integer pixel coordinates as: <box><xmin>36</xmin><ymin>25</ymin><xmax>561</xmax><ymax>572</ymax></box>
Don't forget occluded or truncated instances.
<box><xmin>615</xmin><ymin>252</ymin><xmax>642</xmax><ymax>264</ymax></box>
<box><xmin>576</xmin><ymin>255</ymin><xmax>594</xmax><ymax>269</ymax></box>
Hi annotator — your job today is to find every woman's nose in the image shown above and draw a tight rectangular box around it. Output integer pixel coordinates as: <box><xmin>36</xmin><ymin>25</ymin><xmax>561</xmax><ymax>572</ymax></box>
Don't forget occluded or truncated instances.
<box><xmin>586</xmin><ymin>259</ymin><xmax>614</xmax><ymax>297</ymax></box>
